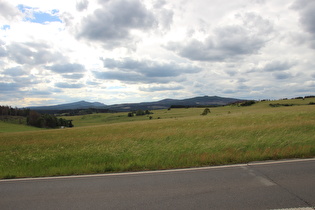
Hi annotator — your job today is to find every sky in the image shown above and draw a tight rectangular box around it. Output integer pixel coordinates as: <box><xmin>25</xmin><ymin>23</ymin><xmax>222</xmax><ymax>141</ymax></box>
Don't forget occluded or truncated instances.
<box><xmin>0</xmin><ymin>0</ymin><xmax>314</xmax><ymax>107</ymax></box>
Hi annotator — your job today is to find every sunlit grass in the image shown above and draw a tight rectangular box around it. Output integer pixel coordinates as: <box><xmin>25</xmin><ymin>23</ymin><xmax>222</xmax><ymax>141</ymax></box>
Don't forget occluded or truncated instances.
<box><xmin>0</xmin><ymin>98</ymin><xmax>315</xmax><ymax>178</ymax></box>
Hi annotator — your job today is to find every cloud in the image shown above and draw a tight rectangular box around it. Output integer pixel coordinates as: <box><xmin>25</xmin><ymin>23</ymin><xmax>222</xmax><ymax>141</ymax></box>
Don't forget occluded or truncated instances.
<box><xmin>7</xmin><ymin>41</ymin><xmax>65</xmax><ymax>65</ymax></box>
<box><xmin>0</xmin><ymin>0</ymin><xmax>22</xmax><ymax>21</ymax></box>
<box><xmin>46</xmin><ymin>63</ymin><xmax>85</xmax><ymax>73</ymax></box>
<box><xmin>76</xmin><ymin>0</ymin><xmax>157</xmax><ymax>48</ymax></box>
<box><xmin>94</xmin><ymin>71</ymin><xmax>150</xmax><ymax>83</ymax></box>
<box><xmin>0</xmin><ymin>82</ymin><xmax>22</xmax><ymax>92</ymax></box>
<box><xmin>102</xmin><ymin>58</ymin><xmax>201</xmax><ymax>77</ymax></box>
<box><xmin>55</xmin><ymin>82</ymin><xmax>84</xmax><ymax>89</ymax></box>
<box><xmin>166</xmin><ymin>13</ymin><xmax>273</xmax><ymax>62</ymax></box>
<box><xmin>273</xmin><ymin>72</ymin><xmax>292</xmax><ymax>80</ymax></box>
<box><xmin>3</xmin><ymin>66</ymin><xmax>26</xmax><ymax>76</ymax></box>
<box><xmin>95</xmin><ymin>58</ymin><xmax>201</xmax><ymax>84</ymax></box>
<box><xmin>263</xmin><ymin>61</ymin><xmax>296</xmax><ymax>72</ymax></box>
<box><xmin>152</xmin><ymin>0</ymin><xmax>173</xmax><ymax>31</ymax></box>
<box><xmin>76</xmin><ymin>0</ymin><xmax>89</xmax><ymax>12</ymax></box>
<box><xmin>62</xmin><ymin>73</ymin><xmax>85</xmax><ymax>80</ymax></box>
<box><xmin>0</xmin><ymin>43</ymin><xmax>6</xmax><ymax>57</ymax></box>
<box><xmin>249</xmin><ymin>60</ymin><xmax>296</xmax><ymax>73</ymax></box>
<box><xmin>25</xmin><ymin>89</ymin><xmax>53</xmax><ymax>96</ymax></box>
<box><xmin>139</xmin><ymin>85</ymin><xmax>184</xmax><ymax>92</ymax></box>
<box><xmin>292</xmin><ymin>0</ymin><xmax>315</xmax><ymax>49</ymax></box>
<box><xmin>251</xmin><ymin>0</ymin><xmax>265</xmax><ymax>4</ymax></box>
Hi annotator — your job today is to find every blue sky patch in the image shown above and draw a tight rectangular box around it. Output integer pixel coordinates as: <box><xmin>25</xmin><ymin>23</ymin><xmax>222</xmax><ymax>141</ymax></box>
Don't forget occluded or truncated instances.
<box><xmin>1</xmin><ymin>25</ymin><xmax>11</xmax><ymax>30</ymax></box>
<box><xmin>31</xmin><ymin>11</ymin><xmax>62</xmax><ymax>24</ymax></box>
<box><xmin>18</xmin><ymin>4</ymin><xmax>62</xmax><ymax>24</ymax></box>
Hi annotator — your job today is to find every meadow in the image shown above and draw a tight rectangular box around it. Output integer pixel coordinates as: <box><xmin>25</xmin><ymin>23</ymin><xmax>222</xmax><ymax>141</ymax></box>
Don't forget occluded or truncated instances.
<box><xmin>1</xmin><ymin>98</ymin><xmax>315</xmax><ymax>179</ymax></box>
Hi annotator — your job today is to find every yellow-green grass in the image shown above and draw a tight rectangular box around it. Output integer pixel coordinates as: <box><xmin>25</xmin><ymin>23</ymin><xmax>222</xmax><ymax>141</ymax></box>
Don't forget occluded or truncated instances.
<box><xmin>0</xmin><ymin>121</ymin><xmax>42</xmax><ymax>133</ymax></box>
<box><xmin>64</xmin><ymin>98</ymin><xmax>315</xmax><ymax>127</ymax></box>
<box><xmin>1</xmin><ymin>99</ymin><xmax>315</xmax><ymax>179</ymax></box>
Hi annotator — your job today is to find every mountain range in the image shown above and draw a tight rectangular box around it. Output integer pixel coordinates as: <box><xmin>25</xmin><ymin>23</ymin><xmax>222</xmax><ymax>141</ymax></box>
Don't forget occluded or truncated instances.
<box><xmin>28</xmin><ymin>96</ymin><xmax>245</xmax><ymax>112</ymax></box>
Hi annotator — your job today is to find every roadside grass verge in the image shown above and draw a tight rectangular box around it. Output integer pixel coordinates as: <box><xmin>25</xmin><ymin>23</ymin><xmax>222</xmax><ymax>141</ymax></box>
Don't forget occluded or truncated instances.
<box><xmin>0</xmin><ymin>101</ymin><xmax>315</xmax><ymax>179</ymax></box>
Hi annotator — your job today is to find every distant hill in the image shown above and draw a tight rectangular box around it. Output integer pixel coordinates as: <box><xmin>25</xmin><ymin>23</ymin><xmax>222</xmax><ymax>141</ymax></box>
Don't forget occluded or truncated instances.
<box><xmin>107</xmin><ymin>96</ymin><xmax>243</xmax><ymax>111</ymax></box>
<box><xmin>27</xmin><ymin>96</ymin><xmax>245</xmax><ymax>112</ymax></box>
<box><xmin>28</xmin><ymin>101</ymin><xmax>107</xmax><ymax>111</ymax></box>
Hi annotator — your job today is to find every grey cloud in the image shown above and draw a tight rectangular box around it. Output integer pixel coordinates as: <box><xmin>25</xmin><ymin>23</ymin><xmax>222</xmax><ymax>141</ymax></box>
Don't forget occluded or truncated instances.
<box><xmin>273</xmin><ymin>72</ymin><xmax>292</xmax><ymax>80</ymax></box>
<box><xmin>0</xmin><ymin>0</ymin><xmax>21</xmax><ymax>21</ymax></box>
<box><xmin>221</xmin><ymin>84</ymin><xmax>250</xmax><ymax>95</ymax></box>
<box><xmin>62</xmin><ymin>73</ymin><xmax>85</xmax><ymax>79</ymax></box>
<box><xmin>251</xmin><ymin>0</ymin><xmax>265</xmax><ymax>4</ymax></box>
<box><xmin>0</xmin><ymin>82</ymin><xmax>22</xmax><ymax>92</ymax></box>
<box><xmin>3</xmin><ymin>66</ymin><xmax>26</xmax><ymax>76</ymax></box>
<box><xmin>96</xmin><ymin>57</ymin><xmax>200</xmax><ymax>83</ymax></box>
<box><xmin>153</xmin><ymin>1</ymin><xmax>173</xmax><ymax>31</ymax></box>
<box><xmin>263</xmin><ymin>61</ymin><xmax>295</xmax><ymax>72</ymax></box>
<box><xmin>76</xmin><ymin>0</ymin><xmax>89</xmax><ymax>11</ymax></box>
<box><xmin>94</xmin><ymin>70</ymin><xmax>180</xmax><ymax>84</ymax></box>
<box><xmin>293</xmin><ymin>0</ymin><xmax>315</xmax><ymax>49</ymax></box>
<box><xmin>262</xmin><ymin>61</ymin><xmax>295</xmax><ymax>72</ymax></box>
<box><xmin>0</xmin><ymin>70</ymin><xmax>42</xmax><ymax>95</ymax></box>
<box><xmin>12</xmin><ymin>75</ymin><xmax>41</xmax><ymax>86</ymax></box>
<box><xmin>139</xmin><ymin>85</ymin><xmax>183</xmax><ymax>92</ymax></box>
<box><xmin>55</xmin><ymin>82</ymin><xmax>84</xmax><ymax>89</ymax></box>
<box><xmin>95</xmin><ymin>56</ymin><xmax>199</xmax><ymax>83</ymax></box>
<box><xmin>153</xmin><ymin>0</ymin><xmax>167</xmax><ymax>8</ymax></box>
<box><xmin>221</xmin><ymin>89</ymin><xmax>239</xmax><ymax>94</ymax></box>
<box><xmin>0</xmin><ymin>48</ymin><xmax>7</xmax><ymax>57</ymax></box>
<box><xmin>26</xmin><ymin>89</ymin><xmax>53</xmax><ymax>96</ymax></box>
<box><xmin>94</xmin><ymin>71</ymin><xmax>145</xmax><ymax>83</ymax></box>
<box><xmin>86</xmin><ymin>81</ymin><xmax>101</xmax><ymax>86</ymax></box>
<box><xmin>0</xmin><ymin>43</ymin><xmax>6</xmax><ymax>57</ymax></box>
<box><xmin>7</xmin><ymin>42</ymin><xmax>65</xmax><ymax>65</ymax></box>
<box><xmin>102</xmin><ymin>58</ymin><xmax>201</xmax><ymax>77</ymax></box>
<box><xmin>225</xmin><ymin>70</ymin><xmax>238</xmax><ymax>76</ymax></box>
<box><xmin>77</xmin><ymin>0</ymin><xmax>156</xmax><ymax>48</ymax></box>
<box><xmin>46</xmin><ymin>63</ymin><xmax>85</xmax><ymax>73</ymax></box>
<box><xmin>166</xmin><ymin>13</ymin><xmax>273</xmax><ymax>62</ymax></box>
<box><xmin>248</xmin><ymin>60</ymin><xmax>296</xmax><ymax>73</ymax></box>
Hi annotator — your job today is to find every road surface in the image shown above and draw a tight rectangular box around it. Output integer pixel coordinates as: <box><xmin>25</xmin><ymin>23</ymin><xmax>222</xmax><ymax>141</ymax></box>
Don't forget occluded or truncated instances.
<box><xmin>1</xmin><ymin>158</ymin><xmax>315</xmax><ymax>209</ymax></box>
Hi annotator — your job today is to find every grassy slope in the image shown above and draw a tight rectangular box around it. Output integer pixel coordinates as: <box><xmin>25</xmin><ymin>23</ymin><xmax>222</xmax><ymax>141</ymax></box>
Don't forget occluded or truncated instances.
<box><xmin>0</xmin><ymin>98</ymin><xmax>315</xmax><ymax>179</ymax></box>
<box><xmin>0</xmin><ymin>121</ymin><xmax>42</xmax><ymax>133</ymax></box>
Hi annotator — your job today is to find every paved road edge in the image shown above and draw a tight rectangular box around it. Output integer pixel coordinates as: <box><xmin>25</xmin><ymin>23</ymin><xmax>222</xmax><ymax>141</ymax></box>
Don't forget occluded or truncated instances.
<box><xmin>1</xmin><ymin>157</ymin><xmax>315</xmax><ymax>182</ymax></box>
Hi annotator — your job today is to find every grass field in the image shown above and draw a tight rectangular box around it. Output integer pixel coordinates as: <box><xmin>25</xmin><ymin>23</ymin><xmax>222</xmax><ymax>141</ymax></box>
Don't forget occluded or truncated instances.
<box><xmin>1</xmin><ymin>98</ymin><xmax>315</xmax><ymax>179</ymax></box>
<box><xmin>0</xmin><ymin>121</ymin><xmax>42</xmax><ymax>133</ymax></box>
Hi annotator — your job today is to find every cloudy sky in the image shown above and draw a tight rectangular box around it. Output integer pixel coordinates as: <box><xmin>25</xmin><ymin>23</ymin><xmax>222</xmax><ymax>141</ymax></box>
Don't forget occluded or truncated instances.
<box><xmin>0</xmin><ymin>0</ymin><xmax>314</xmax><ymax>107</ymax></box>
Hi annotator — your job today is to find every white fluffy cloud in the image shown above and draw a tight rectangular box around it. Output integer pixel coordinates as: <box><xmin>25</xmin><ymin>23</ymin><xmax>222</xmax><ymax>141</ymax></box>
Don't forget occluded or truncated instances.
<box><xmin>0</xmin><ymin>0</ymin><xmax>314</xmax><ymax>107</ymax></box>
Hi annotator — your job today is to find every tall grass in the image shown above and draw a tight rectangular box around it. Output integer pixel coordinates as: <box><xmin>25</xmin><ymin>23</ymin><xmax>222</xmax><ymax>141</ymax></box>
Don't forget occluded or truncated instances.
<box><xmin>1</xmin><ymin>99</ymin><xmax>315</xmax><ymax>178</ymax></box>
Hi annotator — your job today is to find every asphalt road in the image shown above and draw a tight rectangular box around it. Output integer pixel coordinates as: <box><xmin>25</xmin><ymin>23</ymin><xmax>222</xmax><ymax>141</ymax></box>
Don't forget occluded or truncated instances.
<box><xmin>1</xmin><ymin>158</ymin><xmax>315</xmax><ymax>210</ymax></box>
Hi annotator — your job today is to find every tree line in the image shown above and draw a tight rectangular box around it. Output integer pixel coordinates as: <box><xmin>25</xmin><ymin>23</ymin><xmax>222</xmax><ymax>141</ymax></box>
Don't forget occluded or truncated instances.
<box><xmin>0</xmin><ymin>105</ymin><xmax>73</xmax><ymax>128</ymax></box>
<box><xmin>0</xmin><ymin>105</ymin><xmax>30</xmax><ymax>117</ymax></box>
<box><xmin>127</xmin><ymin>109</ymin><xmax>153</xmax><ymax>117</ymax></box>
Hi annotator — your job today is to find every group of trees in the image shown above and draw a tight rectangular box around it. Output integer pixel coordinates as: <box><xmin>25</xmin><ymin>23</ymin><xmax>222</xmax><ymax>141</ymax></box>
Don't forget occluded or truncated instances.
<box><xmin>0</xmin><ymin>105</ymin><xmax>73</xmax><ymax>128</ymax></box>
<box><xmin>27</xmin><ymin>111</ymin><xmax>73</xmax><ymax>128</ymax></box>
<box><xmin>240</xmin><ymin>100</ymin><xmax>256</xmax><ymax>106</ymax></box>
